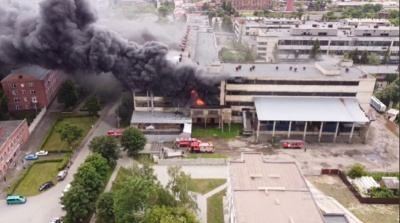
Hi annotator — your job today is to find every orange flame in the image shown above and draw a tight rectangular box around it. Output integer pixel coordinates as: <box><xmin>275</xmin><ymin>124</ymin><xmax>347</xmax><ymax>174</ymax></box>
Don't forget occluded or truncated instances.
<box><xmin>191</xmin><ymin>89</ymin><xmax>205</xmax><ymax>106</ymax></box>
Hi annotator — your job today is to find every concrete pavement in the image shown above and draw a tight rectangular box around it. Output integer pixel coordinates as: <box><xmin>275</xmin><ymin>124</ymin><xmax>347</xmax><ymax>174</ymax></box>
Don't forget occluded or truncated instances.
<box><xmin>0</xmin><ymin>98</ymin><xmax>121</xmax><ymax>223</ymax></box>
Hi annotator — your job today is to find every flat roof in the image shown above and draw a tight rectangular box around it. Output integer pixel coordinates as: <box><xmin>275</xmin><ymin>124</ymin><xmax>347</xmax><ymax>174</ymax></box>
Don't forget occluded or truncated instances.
<box><xmin>195</xmin><ymin>32</ymin><xmax>219</xmax><ymax>68</ymax></box>
<box><xmin>0</xmin><ymin>120</ymin><xmax>25</xmax><ymax>149</ymax></box>
<box><xmin>324</xmin><ymin>214</ymin><xmax>350</xmax><ymax>223</ymax></box>
<box><xmin>130</xmin><ymin>111</ymin><xmax>191</xmax><ymax>124</ymax></box>
<box><xmin>354</xmin><ymin>65</ymin><xmax>399</xmax><ymax>74</ymax></box>
<box><xmin>254</xmin><ymin>97</ymin><xmax>370</xmax><ymax>123</ymax></box>
<box><xmin>229</xmin><ymin>153</ymin><xmax>324</xmax><ymax>223</ymax></box>
<box><xmin>3</xmin><ymin>65</ymin><xmax>50</xmax><ymax>82</ymax></box>
<box><xmin>221</xmin><ymin>63</ymin><xmax>374</xmax><ymax>79</ymax></box>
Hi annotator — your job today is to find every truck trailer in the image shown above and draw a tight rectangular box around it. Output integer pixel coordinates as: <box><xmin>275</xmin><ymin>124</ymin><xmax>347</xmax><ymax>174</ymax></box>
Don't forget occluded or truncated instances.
<box><xmin>370</xmin><ymin>96</ymin><xmax>387</xmax><ymax>113</ymax></box>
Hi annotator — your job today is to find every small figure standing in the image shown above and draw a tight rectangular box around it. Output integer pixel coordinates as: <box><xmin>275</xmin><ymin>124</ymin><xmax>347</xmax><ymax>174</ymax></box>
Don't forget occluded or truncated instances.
<box><xmin>3</xmin><ymin>176</ymin><xmax>6</xmax><ymax>182</ymax></box>
<box><xmin>304</xmin><ymin>147</ymin><xmax>307</xmax><ymax>152</ymax></box>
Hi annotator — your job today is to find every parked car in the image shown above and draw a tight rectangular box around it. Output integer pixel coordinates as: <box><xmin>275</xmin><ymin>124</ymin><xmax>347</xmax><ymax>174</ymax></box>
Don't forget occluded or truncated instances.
<box><xmin>107</xmin><ymin>128</ymin><xmax>124</xmax><ymax>137</ymax></box>
<box><xmin>57</xmin><ymin>170</ymin><xmax>68</xmax><ymax>181</ymax></box>
<box><xmin>51</xmin><ymin>218</ymin><xmax>61</xmax><ymax>223</ymax></box>
<box><xmin>61</xmin><ymin>184</ymin><xmax>71</xmax><ymax>198</ymax></box>
<box><xmin>25</xmin><ymin>154</ymin><xmax>38</xmax><ymax>160</ymax></box>
<box><xmin>39</xmin><ymin>181</ymin><xmax>54</xmax><ymax>191</ymax></box>
<box><xmin>6</xmin><ymin>195</ymin><xmax>27</xmax><ymax>205</ymax></box>
<box><xmin>35</xmin><ymin>150</ymin><xmax>49</xmax><ymax>156</ymax></box>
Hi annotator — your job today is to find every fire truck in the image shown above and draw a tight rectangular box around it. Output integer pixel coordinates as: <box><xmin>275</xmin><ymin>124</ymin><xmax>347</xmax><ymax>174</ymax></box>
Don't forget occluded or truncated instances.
<box><xmin>175</xmin><ymin>138</ymin><xmax>215</xmax><ymax>153</ymax></box>
<box><xmin>107</xmin><ymin>128</ymin><xmax>124</xmax><ymax>137</ymax></box>
<box><xmin>175</xmin><ymin>138</ymin><xmax>200</xmax><ymax>147</ymax></box>
<box><xmin>280</xmin><ymin>140</ymin><xmax>303</xmax><ymax>149</ymax></box>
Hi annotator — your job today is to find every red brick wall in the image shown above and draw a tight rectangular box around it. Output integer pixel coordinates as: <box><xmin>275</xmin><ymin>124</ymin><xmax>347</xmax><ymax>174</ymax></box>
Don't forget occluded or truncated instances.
<box><xmin>386</xmin><ymin>120</ymin><xmax>399</xmax><ymax>135</ymax></box>
<box><xmin>0</xmin><ymin>120</ymin><xmax>29</xmax><ymax>177</ymax></box>
<box><xmin>1</xmin><ymin>70</ymin><xmax>65</xmax><ymax>112</ymax></box>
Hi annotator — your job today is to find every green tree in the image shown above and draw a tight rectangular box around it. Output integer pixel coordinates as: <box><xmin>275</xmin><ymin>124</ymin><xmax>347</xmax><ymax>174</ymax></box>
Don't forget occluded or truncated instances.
<box><xmin>222</xmin><ymin>1</ymin><xmax>226</xmax><ymax>10</ymax></box>
<box><xmin>120</xmin><ymin>127</ymin><xmax>147</xmax><ymax>157</ymax></box>
<box><xmin>221</xmin><ymin>16</ymin><xmax>233</xmax><ymax>32</ymax></box>
<box><xmin>158</xmin><ymin>6</ymin><xmax>169</xmax><ymax>17</ymax></box>
<box><xmin>375</xmin><ymin>78</ymin><xmax>400</xmax><ymax>106</ymax></box>
<box><xmin>96</xmin><ymin>192</ymin><xmax>115</xmax><ymax>223</ymax></box>
<box><xmin>213</xmin><ymin>19</ymin><xmax>220</xmax><ymax>31</ymax></box>
<box><xmin>347</xmin><ymin>163</ymin><xmax>367</xmax><ymax>179</ymax></box>
<box><xmin>351</xmin><ymin>49</ymin><xmax>360</xmax><ymax>64</ymax></box>
<box><xmin>226</xmin><ymin>2</ymin><xmax>232</xmax><ymax>14</ymax></box>
<box><xmin>61</xmin><ymin>184</ymin><xmax>93</xmax><ymax>223</ymax></box>
<box><xmin>55</xmin><ymin>123</ymin><xmax>83</xmax><ymax>149</ymax></box>
<box><xmin>309</xmin><ymin>39</ymin><xmax>321</xmax><ymax>60</ymax></box>
<box><xmin>202</xmin><ymin>3</ymin><xmax>209</xmax><ymax>10</ymax></box>
<box><xmin>382</xmin><ymin>47</ymin><xmax>390</xmax><ymax>64</ymax></box>
<box><xmin>72</xmin><ymin>162</ymin><xmax>105</xmax><ymax>201</ymax></box>
<box><xmin>143</xmin><ymin>206</ymin><xmax>199</xmax><ymax>223</ymax></box>
<box><xmin>0</xmin><ymin>86</ymin><xmax>8</xmax><ymax>119</ymax></box>
<box><xmin>85</xmin><ymin>96</ymin><xmax>101</xmax><ymax>116</ymax></box>
<box><xmin>57</xmin><ymin>80</ymin><xmax>80</xmax><ymax>108</ymax></box>
<box><xmin>167</xmin><ymin>166</ymin><xmax>198</xmax><ymax>211</ymax></box>
<box><xmin>360</xmin><ymin>51</ymin><xmax>369</xmax><ymax>64</ymax></box>
<box><xmin>367</xmin><ymin>53</ymin><xmax>381</xmax><ymax>65</ymax></box>
<box><xmin>367</xmin><ymin>187</ymin><xmax>396</xmax><ymax>198</ymax></box>
<box><xmin>89</xmin><ymin>135</ymin><xmax>120</xmax><ymax>163</ymax></box>
<box><xmin>84</xmin><ymin>153</ymin><xmax>109</xmax><ymax>179</ymax></box>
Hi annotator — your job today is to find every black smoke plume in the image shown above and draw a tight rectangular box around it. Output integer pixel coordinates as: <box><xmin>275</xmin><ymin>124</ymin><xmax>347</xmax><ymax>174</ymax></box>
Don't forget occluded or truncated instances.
<box><xmin>0</xmin><ymin>0</ymin><xmax>220</xmax><ymax>105</ymax></box>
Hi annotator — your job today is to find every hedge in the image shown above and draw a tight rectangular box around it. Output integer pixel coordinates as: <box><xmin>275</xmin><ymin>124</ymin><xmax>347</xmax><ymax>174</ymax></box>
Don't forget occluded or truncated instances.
<box><xmin>58</xmin><ymin>156</ymin><xmax>71</xmax><ymax>171</ymax></box>
<box><xmin>9</xmin><ymin>159</ymin><xmax>63</xmax><ymax>196</ymax></box>
<box><xmin>367</xmin><ymin>172</ymin><xmax>400</xmax><ymax>182</ymax></box>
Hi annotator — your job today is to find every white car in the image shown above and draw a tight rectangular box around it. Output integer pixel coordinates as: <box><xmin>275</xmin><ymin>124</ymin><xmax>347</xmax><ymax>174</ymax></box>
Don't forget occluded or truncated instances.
<box><xmin>61</xmin><ymin>184</ymin><xmax>71</xmax><ymax>198</ymax></box>
<box><xmin>35</xmin><ymin>150</ymin><xmax>49</xmax><ymax>156</ymax></box>
<box><xmin>51</xmin><ymin>218</ymin><xmax>61</xmax><ymax>223</ymax></box>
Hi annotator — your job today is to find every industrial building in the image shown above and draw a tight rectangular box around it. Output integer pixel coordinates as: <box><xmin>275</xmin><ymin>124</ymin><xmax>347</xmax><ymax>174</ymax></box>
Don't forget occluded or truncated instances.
<box><xmin>131</xmin><ymin>15</ymin><xmax>398</xmax><ymax>143</ymax></box>
<box><xmin>225</xmin><ymin>152</ymin><xmax>326</xmax><ymax>223</ymax></box>
<box><xmin>233</xmin><ymin>18</ymin><xmax>399</xmax><ymax>63</ymax></box>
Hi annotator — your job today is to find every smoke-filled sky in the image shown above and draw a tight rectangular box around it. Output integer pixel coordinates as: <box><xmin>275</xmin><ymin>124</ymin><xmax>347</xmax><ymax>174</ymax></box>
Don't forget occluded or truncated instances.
<box><xmin>0</xmin><ymin>0</ymin><xmax>220</xmax><ymax>105</ymax></box>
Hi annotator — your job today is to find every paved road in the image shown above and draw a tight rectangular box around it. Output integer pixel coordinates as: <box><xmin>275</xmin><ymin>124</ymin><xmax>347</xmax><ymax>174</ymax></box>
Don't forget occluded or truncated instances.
<box><xmin>0</xmin><ymin>99</ymin><xmax>121</xmax><ymax>223</ymax></box>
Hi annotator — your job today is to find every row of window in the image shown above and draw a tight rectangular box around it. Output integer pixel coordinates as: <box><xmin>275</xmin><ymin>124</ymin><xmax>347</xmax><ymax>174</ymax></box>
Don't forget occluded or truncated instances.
<box><xmin>12</xmin><ymin>90</ymin><xmax>36</xmax><ymax>96</ymax></box>
<box><xmin>13</xmin><ymin>97</ymin><xmax>37</xmax><ymax>103</ymax></box>
<box><xmin>0</xmin><ymin>127</ymin><xmax>26</xmax><ymax>162</ymax></box>
<box><xmin>226</xmin><ymin>80</ymin><xmax>360</xmax><ymax>86</ymax></box>
<box><xmin>15</xmin><ymin>104</ymin><xmax>37</xmax><ymax>110</ymax></box>
<box><xmin>276</xmin><ymin>40</ymin><xmax>397</xmax><ymax>47</ymax></box>
<box><xmin>226</xmin><ymin>92</ymin><xmax>357</xmax><ymax>97</ymax></box>
<box><xmin>9</xmin><ymin>83</ymin><xmax>34</xmax><ymax>88</ymax></box>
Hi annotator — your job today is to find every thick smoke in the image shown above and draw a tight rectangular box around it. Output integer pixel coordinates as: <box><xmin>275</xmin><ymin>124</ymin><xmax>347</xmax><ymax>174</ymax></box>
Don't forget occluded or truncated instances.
<box><xmin>0</xmin><ymin>0</ymin><xmax>220</xmax><ymax>105</ymax></box>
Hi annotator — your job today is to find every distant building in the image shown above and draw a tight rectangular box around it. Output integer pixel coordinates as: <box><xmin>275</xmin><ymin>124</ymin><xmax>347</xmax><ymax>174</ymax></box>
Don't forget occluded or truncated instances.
<box><xmin>1</xmin><ymin>65</ymin><xmax>65</xmax><ymax>112</ymax></box>
<box><xmin>286</xmin><ymin>0</ymin><xmax>294</xmax><ymax>11</ymax></box>
<box><xmin>225</xmin><ymin>152</ymin><xmax>325</xmax><ymax>223</ymax></box>
<box><xmin>0</xmin><ymin>119</ymin><xmax>29</xmax><ymax>178</ymax></box>
<box><xmin>231</xmin><ymin>0</ymin><xmax>272</xmax><ymax>11</ymax></box>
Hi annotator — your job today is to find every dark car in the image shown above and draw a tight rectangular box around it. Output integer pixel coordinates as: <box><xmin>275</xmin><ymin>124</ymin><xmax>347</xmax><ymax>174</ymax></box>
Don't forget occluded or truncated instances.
<box><xmin>39</xmin><ymin>181</ymin><xmax>54</xmax><ymax>191</ymax></box>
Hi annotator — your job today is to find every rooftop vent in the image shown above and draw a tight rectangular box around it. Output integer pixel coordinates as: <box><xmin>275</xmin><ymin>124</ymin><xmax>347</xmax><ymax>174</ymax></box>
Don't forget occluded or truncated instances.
<box><xmin>345</xmin><ymin>67</ymin><xmax>349</xmax><ymax>72</ymax></box>
<box><xmin>328</xmin><ymin>24</ymin><xmax>333</xmax><ymax>28</ymax></box>
<box><xmin>289</xmin><ymin>66</ymin><xmax>293</xmax><ymax>71</ymax></box>
<box><xmin>315</xmin><ymin>62</ymin><xmax>341</xmax><ymax>76</ymax></box>
<box><xmin>268</xmin><ymin>174</ymin><xmax>280</xmax><ymax>178</ymax></box>
<box><xmin>250</xmin><ymin>174</ymin><xmax>262</xmax><ymax>179</ymax></box>
<box><xmin>276</xmin><ymin>66</ymin><xmax>279</xmax><ymax>70</ymax></box>
<box><xmin>275</xmin><ymin>198</ymin><xmax>280</xmax><ymax>205</ymax></box>
<box><xmin>303</xmin><ymin>66</ymin><xmax>306</xmax><ymax>71</ymax></box>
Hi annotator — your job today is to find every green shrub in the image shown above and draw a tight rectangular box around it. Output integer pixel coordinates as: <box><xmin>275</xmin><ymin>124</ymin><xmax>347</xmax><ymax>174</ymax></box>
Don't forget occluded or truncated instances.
<box><xmin>348</xmin><ymin>163</ymin><xmax>367</xmax><ymax>179</ymax></box>
<box><xmin>367</xmin><ymin>172</ymin><xmax>400</xmax><ymax>182</ymax></box>
<box><xmin>58</xmin><ymin>157</ymin><xmax>70</xmax><ymax>171</ymax></box>
<box><xmin>367</xmin><ymin>187</ymin><xmax>397</xmax><ymax>198</ymax></box>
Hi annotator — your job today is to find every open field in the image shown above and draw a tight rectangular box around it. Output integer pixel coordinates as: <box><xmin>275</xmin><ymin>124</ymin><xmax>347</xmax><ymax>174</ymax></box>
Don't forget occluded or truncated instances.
<box><xmin>42</xmin><ymin>116</ymin><xmax>98</xmax><ymax>152</ymax></box>
<box><xmin>207</xmin><ymin>189</ymin><xmax>226</xmax><ymax>223</ymax></box>
<box><xmin>188</xmin><ymin>179</ymin><xmax>226</xmax><ymax>195</ymax></box>
<box><xmin>307</xmin><ymin>175</ymin><xmax>399</xmax><ymax>223</ymax></box>
<box><xmin>14</xmin><ymin>162</ymin><xmax>60</xmax><ymax>197</ymax></box>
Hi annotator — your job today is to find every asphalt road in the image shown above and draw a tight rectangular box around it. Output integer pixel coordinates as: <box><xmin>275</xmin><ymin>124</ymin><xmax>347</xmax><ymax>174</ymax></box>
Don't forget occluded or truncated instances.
<box><xmin>0</xmin><ymin>100</ymin><xmax>120</xmax><ymax>223</ymax></box>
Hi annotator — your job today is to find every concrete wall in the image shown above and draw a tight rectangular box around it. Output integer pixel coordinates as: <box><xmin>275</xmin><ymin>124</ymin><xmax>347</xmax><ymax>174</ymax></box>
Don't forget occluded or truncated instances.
<box><xmin>28</xmin><ymin>107</ymin><xmax>47</xmax><ymax>134</ymax></box>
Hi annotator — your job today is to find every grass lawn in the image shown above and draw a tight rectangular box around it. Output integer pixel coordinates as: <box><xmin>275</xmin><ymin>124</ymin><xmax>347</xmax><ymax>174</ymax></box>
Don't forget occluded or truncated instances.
<box><xmin>183</xmin><ymin>153</ymin><xmax>228</xmax><ymax>159</ymax></box>
<box><xmin>14</xmin><ymin>162</ymin><xmax>60</xmax><ymax>197</ymax></box>
<box><xmin>42</xmin><ymin>116</ymin><xmax>98</xmax><ymax>152</ymax></box>
<box><xmin>192</xmin><ymin>124</ymin><xmax>241</xmax><ymax>139</ymax></box>
<box><xmin>207</xmin><ymin>189</ymin><xmax>226</xmax><ymax>223</ymax></box>
<box><xmin>188</xmin><ymin>179</ymin><xmax>226</xmax><ymax>195</ymax></box>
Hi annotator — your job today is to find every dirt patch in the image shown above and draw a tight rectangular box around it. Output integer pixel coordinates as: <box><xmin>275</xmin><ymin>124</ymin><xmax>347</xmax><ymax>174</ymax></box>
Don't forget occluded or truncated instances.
<box><xmin>344</xmin><ymin>150</ymin><xmax>362</xmax><ymax>157</ymax></box>
<box><xmin>307</xmin><ymin>175</ymin><xmax>399</xmax><ymax>223</ymax></box>
<box><xmin>320</xmin><ymin>162</ymin><xmax>331</xmax><ymax>168</ymax></box>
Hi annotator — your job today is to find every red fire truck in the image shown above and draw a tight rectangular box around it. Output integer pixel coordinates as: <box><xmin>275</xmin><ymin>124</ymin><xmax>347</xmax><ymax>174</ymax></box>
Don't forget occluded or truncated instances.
<box><xmin>107</xmin><ymin>128</ymin><xmax>124</xmax><ymax>137</ymax></box>
<box><xmin>280</xmin><ymin>140</ymin><xmax>303</xmax><ymax>149</ymax></box>
<box><xmin>175</xmin><ymin>138</ymin><xmax>200</xmax><ymax>147</ymax></box>
<box><xmin>189</xmin><ymin>141</ymin><xmax>214</xmax><ymax>153</ymax></box>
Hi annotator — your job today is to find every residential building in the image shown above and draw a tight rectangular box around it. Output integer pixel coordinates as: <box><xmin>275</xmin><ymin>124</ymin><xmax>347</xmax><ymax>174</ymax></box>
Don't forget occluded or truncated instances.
<box><xmin>230</xmin><ymin>0</ymin><xmax>272</xmax><ymax>11</ymax></box>
<box><xmin>226</xmin><ymin>152</ymin><xmax>325</xmax><ymax>223</ymax></box>
<box><xmin>0</xmin><ymin>119</ymin><xmax>29</xmax><ymax>178</ymax></box>
<box><xmin>1</xmin><ymin>65</ymin><xmax>65</xmax><ymax>112</ymax></box>
<box><xmin>233</xmin><ymin>18</ymin><xmax>399</xmax><ymax>63</ymax></box>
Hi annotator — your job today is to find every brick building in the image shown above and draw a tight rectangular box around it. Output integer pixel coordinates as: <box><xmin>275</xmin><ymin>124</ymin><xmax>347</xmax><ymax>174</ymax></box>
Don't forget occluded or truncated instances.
<box><xmin>1</xmin><ymin>65</ymin><xmax>65</xmax><ymax>112</ymax></box>
<box><xmin>0</xmin><ymin>119</ymin><xmax>29</xmax><ymax>178</ymax></box>
<box><xmin>231</xmin><ymin>0</ymin><xmax>272</xmax><ymax>10</ymax></box>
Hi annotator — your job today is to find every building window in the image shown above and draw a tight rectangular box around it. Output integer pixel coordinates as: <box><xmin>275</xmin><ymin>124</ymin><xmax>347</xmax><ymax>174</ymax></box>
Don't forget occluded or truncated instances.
<box><xmin>32</xmin><ymin>97</ymin><xmax>37</xmax><ymax>103</ymax></box>
<box><xmin>258</xmin><ymin>47</ymin><xmax>267</xmax><ymax>51</ymax></box>
<box><xmin>10</xmin><ymin>83</ymin><xmax>16</xmax><ymax>88</ymax></box>
<box><xmin>22</xmin><ymin>90</ymin><xmax>26</xmax><ymax>95</ymax></box>
<box><xmin>25</xmin><ymin>105</ymin><xmax>29</xmax><ymax>109</ymax></box>
<box><xmin>12</xmin><ymin>91</ymin><xmax>18</xmax><ymax>96</ymax></box>
<box><xmin>29</xmin><ymin>83</ymin><xmax>34</xmax><ymax>87</ymax></box>
<box><xmin>18</xmin><ymin>75</ymin><xmax>23</xmax><ymax>79</ymax></box>
<box><xmin>16</xmin><ymin>105</ymin><xmax>21</xmax><ymax>110</ymax></box>
<box><xmin>14</xmin><ymin>98</ymin><xmax>20</xmax><ymax>103</ymax></box>
<box><xmin>20</xmin><ymin>84</ymin><xmax>24</xmax><ymax>88</ymax></box>
<box><xmin>23</xmin><ymin>97</ymin><xmax>27</xmax><ymax>102</ymax></box>
<box><xmin>30</xmin><ymin>90</ymin><xmax>36</xmax><ymax>94</ymax></box>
